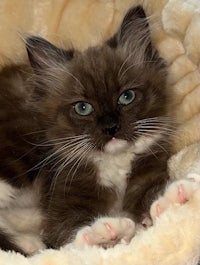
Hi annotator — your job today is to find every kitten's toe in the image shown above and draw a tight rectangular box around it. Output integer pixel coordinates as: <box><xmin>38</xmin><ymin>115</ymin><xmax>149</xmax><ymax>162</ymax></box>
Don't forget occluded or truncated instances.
<box><xmin>74</xmin><ymin>217</ymin><xmax>135</xmax><ymax>248</ymax></box>
<box><xmin>150</xmin><ymin>196</ymin><xmax>171</xmax><ymax>219</ymax></box>
<box><xmin>150</xmin><ymin>178</ymin><xmax>200</xmax><ymax>221</ymax></box>
<box><xmin>73</xmin><ymin>226</ymin><xmax>93</xmax><ymax>247</ymax></box>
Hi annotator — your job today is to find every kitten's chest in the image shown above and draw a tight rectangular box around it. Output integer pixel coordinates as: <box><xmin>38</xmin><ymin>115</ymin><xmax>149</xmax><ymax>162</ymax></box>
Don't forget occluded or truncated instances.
<box><xmin>92</xmin><ymin>151</ymin><xmax>135</xmax><ymax>211</ymax></box>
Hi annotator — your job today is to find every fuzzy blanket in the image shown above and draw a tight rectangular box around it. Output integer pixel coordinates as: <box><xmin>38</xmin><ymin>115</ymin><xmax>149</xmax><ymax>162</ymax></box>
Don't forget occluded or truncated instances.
<box><xmin>0</xmin><ymin>0</ymin><xmax>200</xmax><ymax>264</ymax></box>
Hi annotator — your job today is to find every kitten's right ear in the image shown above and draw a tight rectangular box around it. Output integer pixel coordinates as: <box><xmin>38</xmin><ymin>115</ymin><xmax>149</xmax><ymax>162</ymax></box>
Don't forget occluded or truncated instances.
<box><xmin>26</xmin><ymin>36</ymin><xmax>73</xmax><ymax>73</ymax></box>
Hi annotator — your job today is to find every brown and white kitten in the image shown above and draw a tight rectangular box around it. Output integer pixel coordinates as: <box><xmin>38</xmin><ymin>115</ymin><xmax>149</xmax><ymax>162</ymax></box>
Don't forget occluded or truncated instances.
<box><xmin>0</xmin><ymin>6</ymin><xmax>173</xmax><ymax>254</ymax></box>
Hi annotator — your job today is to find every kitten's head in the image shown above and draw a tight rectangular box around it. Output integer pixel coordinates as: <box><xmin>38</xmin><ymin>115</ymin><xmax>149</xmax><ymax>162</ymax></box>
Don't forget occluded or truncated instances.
<box><xmin>26</xmin><ymin>6</ymin><xmax>170</xmax><ymax>156</ymax></box>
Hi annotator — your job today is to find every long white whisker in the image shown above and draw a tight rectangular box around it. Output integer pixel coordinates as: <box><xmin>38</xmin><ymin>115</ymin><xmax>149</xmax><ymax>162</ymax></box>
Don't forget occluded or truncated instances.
<box><xmin>64</xmin><ymin>144</ymin><xmax>93</xmax><ymax>195</ymax></box>
<box><xmin>136</xmin><ymin>126</ymin><xmax>175</xmax><ymax>132</ymax></box>
<box><xmin>134</xmin><ymin>122</ymin><xmax>176</xmax><ymax>128</ymax></box>
<box><xmin>134</xmin><ymin>118</ymin><xmax>176</xmax><ymax>124</ymax></box>
<box><xmin>49</xmin><ymin>138</ymin><xmax>93</xmax><ymax>196</ymax></box>
<box><xmin>25</xmin><ymin>135</ymin><xmax>90</xmax><ymax>173</ymax></box>
<box><xmin>50</xmin><ymin>140</ymin><xmax>91</xmax><ymax>171</ymax></box>
<box><xmin>28</xmin><ymin>134</ymin><xmax>90</xmax><ymax>147</ymax></box>
<box><xmin>136</xmin><ymin>129</ymin><xmax>177</xmax><ymax>138</ymax></box>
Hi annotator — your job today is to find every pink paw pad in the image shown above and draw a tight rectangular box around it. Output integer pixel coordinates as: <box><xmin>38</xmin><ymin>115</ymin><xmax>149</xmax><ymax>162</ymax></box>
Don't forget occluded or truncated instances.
<box><xmin>74</xmin><ymin>217</ymin><xmax>135</xmax><ymax>248</ymax></box>
<box><xmin>177</xmin><ymin>184</ymin><xmax>188</xmax><ymax>204</ymax></box>
<box><xmin>82</xmin><ymin>232</ymin><xmax>91</xmax><ymax>244</ymax></box>
<box><xmin>104</xmin><ymin>223</ymin><xmax>117</xmax><ymax>240</ymax></box>
<box><xmin>150</xmin><ymin>196</ymin><xmax>170</xmax><ymax>219</ymax></box>
<box><xmin>150</xmin><ymin>178</ymin><xmax>200</xmax><ymax>221</ymax></box>
<box><xmin>155</xmin><ymin>204</ymin><xmax>161</xmax><ymax>217</ymax></box>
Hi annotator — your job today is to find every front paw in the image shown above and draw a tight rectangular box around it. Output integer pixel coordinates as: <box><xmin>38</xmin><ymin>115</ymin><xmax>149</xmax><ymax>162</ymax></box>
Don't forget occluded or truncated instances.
<box><xmin>73</xmin><ymin>217</ymin><xmax>135</xmax><ymax>248</ymax></box>
<box><xmin>150</xmin><ymin>174</ymin><xmax>200</xmax><ymax>221</ymax></box>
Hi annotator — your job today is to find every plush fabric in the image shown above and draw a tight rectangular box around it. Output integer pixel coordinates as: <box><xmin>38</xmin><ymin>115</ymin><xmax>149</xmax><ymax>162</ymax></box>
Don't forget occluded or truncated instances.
<box><xmin>0</xmin><ymin>0</ymin><xmax>199</xmax><ymax>264</ymax></box>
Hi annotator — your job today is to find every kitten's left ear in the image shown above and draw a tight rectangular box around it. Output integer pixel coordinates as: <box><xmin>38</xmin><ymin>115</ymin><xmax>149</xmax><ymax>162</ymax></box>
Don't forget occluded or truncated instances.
<box><xmin>107</xmin><ymin>5</ymin><xmax>155</xmax><ymax>60</ymax></box>
<box><xmin>26</xmin><ymin>36</ymin><xmax>73</xmax><ymax>73</ymax></box>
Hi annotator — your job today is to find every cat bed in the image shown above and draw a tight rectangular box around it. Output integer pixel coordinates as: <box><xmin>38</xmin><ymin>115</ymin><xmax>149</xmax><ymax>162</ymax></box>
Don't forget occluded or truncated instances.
<box><xmin>0</xmin><ymin>0</ymin><xmax>200</xmax><ymax>264</ymax></box>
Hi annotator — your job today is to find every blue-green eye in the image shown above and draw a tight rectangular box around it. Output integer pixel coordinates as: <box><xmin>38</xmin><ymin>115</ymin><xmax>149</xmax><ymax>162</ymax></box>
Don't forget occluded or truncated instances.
<box><xmin>74</xmin><ymin>102</ymin><xmax>93</xmax><ymax>116</ymax></box>
<box><xmin>118</xmin><ymin>89</ymin><xmax>135</xmax><ymax>106</ymax></box>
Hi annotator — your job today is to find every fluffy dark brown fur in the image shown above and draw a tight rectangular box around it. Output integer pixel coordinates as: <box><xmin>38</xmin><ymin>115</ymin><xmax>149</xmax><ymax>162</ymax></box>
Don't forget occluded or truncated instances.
<box><xmin>0</xmin><ymin>6</ymin><xmax>173</xmax><ymax>254</ymax></box>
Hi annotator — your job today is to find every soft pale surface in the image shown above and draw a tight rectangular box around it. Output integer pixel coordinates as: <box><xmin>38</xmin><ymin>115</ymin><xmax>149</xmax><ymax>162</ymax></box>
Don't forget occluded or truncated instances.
<box><xmin>0</xmin><ymin>0</ymin><xmax>200</xmax><ymax>264</ymax></box>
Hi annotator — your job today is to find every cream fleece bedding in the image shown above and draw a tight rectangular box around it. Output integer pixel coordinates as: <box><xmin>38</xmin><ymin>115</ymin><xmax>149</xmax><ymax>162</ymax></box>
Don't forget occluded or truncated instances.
<box><xmin>0</xmin><ymin>0</ymin><xmax>199</xmax><ymax>264</ymax></box>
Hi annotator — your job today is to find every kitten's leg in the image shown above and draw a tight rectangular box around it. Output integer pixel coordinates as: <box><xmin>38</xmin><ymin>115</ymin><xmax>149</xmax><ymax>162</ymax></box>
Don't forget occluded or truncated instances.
<box><xmin>150</xmin><ymin>173</ymin><xmax>200</xmax><ymax>220</ymax></box>
<box><xmin>14</xmin><ymin>234</ymin><xmax>46</xmax><ymax>255</ymax></box>
<box><xmin>0</xmin><ymin>229</ymin><xmax>45</xmax><ymax>256</ymax></box>
<box><xmin>0</xmin><ymin>229</ymin><xmax>28</xmax><ymax>255</ymax></box>
<box><xmin>73</xmin><ymin>217</ymin><xmax>135</xmax><ymax>248</ymax></box>
<box><xmin>0</xmin><ymin>216</ymin><xmax>46</xmax><ymax>256</ymax></box>
<box><xmin>0</xmin><ymin>181</ymin><xmax>45</xmax><ymax>255</ymax></box>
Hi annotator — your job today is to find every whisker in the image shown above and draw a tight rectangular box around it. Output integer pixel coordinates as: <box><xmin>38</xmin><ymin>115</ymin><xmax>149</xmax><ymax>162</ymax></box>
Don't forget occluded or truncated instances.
<box><xmin>136</xmin><ymin>129</ymin><xmax>176</xmax><ymax>136</ymax></box>
<box><xmin>48</xmin><ymin>138</ymin><xmax>93</xmax><ymax>196</ymax></box>
<box><xmin>23</xmin><ymin>129</ymin><xmax>47</xmax><ymax>136</ymax></box>
<box><xmin>136</xmin><ymin>126</ymin><xmax>176</xmax><ymax>132</ymax></box>
<box><xmin>131</xmin><ymin>133</ymin><xmax>160</xmax><ymax>160</ymax></box>
<box><xmin>29</xmin><ymin>144</ymin><xmax>70</xmax><ymax>172</ymax></box>
<box><xmin>64</xmin><ymin>144</ymin><xmax>94</xmax><ymax>195</ymax></box>
<box><xmin>50</xmin><ymin>148</ymin><xmax>90</xmax><ymax>200</ymax></box>
<box><xmin>50</xmin><ymin>140</ymin><xmax>91</xmax><ymax>171</ymax></box>
<box><xmin>27</xmin><ymin>134</ymin><xmax>90</xmax><ymax>147</ymax></box>
<box><xmin>24</xmin><ymin>135</ymin><xmax>90</xmax><ymax>173</ymax></box>
<box><xmin>134</xmin><ymin>120</ymin><xmax>176</xmax><ymax>126</ymax></box>
<box><xmin>133</xmin><ymin>116</ymin><xmax>177</xmax><ymax>124</ymax></box>
<box><xmin>132</xmin><ymin>116</ymin><xmax>177</xmax><ymax>137</ymax></box>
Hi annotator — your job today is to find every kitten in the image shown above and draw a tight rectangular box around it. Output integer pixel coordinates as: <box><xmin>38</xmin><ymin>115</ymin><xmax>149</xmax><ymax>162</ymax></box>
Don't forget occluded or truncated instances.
<box><xmin>0</xmin><ymin>5</ymin><xmax>179</xmax><ymax>254</ymax></box>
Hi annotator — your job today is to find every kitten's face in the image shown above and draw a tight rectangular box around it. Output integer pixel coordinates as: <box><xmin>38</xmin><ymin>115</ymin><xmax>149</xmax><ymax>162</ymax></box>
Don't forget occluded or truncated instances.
<box><xmin>27</xmin><ymin>6</ymin><xmax>169</xmax><ymax>155</ymax></box>
<box><xmin>56</xmin><ymin>47</ymin><xmax>167</xmax><ymax>154</ymax></box>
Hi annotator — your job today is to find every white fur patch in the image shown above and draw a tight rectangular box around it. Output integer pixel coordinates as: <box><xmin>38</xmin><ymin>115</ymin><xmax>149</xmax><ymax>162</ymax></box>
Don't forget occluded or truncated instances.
<box><xmin>133</xmin><ymin>135</ymin><xmax>161</xmax><ymax>154</ymax></box>
<box><xmin>92</xmin><ymin>146</ymin><xmax>134</xmax><ymax>214</ymax></box>
<box><xmin>93</xmin><ymin>150</ymin><xmax>134</xmax><ymax>188</ymax></box>
<box><xmin>0</xmin><ymin>181</ymin><xmax>44</xmax><ymax>254</ymax></box>
<box><xmin>104</xmin><ymin>138</ymin><xmax>128</xmax><ymax>154</ymax></box>
<box><xmin>92</xmin><ymin>134</ymin><xmax>162</xmax><ymax>213</ymax></box>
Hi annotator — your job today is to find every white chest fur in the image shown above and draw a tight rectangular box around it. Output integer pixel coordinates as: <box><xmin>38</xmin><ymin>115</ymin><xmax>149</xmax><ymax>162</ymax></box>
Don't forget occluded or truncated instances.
<box><xmin>93</xmin><ymin>151</ymin><xmax>134</xmax><ymax>188</ymax></box>
<box><xmin>92</xmin><ymin>135</ymin><xmax>158</xmax><ymax>191</ymax></box>
<box><xmin>92</xmin><ymin>149</ymin><xmax>135</xmax><ymax>212</ymax></box>
<box><xmin>91</xmin><ymin>135</ymin><xmax>160</xmax><ymax>213</ymax></box>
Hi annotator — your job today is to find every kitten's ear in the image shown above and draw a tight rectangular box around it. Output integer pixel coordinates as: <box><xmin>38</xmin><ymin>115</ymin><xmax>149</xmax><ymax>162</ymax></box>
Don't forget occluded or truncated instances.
<box><xmin>107</xmin><ymin>5</ymin><xmax>154</xmax><ymax>60</ymax></box>
<box><xmin>26</xmin><ymin>36</ymin><xmax>73</xmax><ymax>72</ymax></box>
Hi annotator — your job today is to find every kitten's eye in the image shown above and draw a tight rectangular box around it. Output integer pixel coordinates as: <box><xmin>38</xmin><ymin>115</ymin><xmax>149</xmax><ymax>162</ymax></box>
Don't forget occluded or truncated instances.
<box><xmin>74</xmin><ymin>102</ymin><xmax>93</xmax><ymax>116</ymax></box>
<box><xmin>118</xmin><ymin>89</ymin><xmax>135</xmax><ymax>106</ymax></box>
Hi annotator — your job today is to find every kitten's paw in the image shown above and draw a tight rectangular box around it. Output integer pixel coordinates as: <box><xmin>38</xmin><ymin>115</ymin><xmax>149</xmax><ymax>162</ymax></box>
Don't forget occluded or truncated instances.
<box><xmin>74</xmin><ymin>217</ymin><xmax>135</xmax><ymax>248</ymax></box>
<box><xmin>150</xmin><ymin>176</ymin><xmax>200</xmax><ymax>221</ymax></box>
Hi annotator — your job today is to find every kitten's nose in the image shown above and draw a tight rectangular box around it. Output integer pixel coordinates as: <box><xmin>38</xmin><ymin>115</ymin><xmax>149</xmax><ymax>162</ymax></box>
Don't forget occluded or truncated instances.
<box><xmin>104</xmin><ymin>124</ymin><xmax>119</xmax><ymax>136</ymax></box>
<box><xmin>100</xmin><ymin>113</ymin><xmax>120</xmax><ymax>136</ymax></box>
